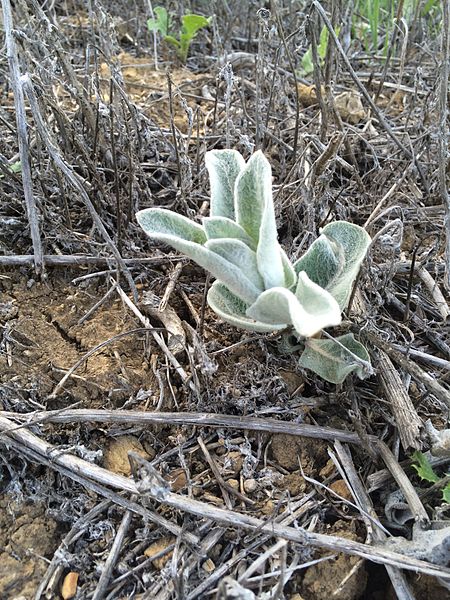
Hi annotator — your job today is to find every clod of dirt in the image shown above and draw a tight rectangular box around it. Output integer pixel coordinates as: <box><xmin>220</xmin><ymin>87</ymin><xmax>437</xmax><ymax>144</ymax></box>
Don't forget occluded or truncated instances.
<box><xmin>103</xmin><ymin>435</ymin><xmax>150</xmax><ymax>476</ymax></box>
<box><xmin>281</xmin><ymin>471</ymin><xmax>307</xmax><ymax>496</ymax></box>
<box><xmin>301</xmin><ymin>555</ymin><xmax>367</xmax><ymax>600</ymax></box>
<box><xmin>271</xmin><ymin>434</ymin><xmax>329</xmax><ymax>474</ymax></box>
<box><xmin>410</xmin><ymin>573</ymin><xmax>450</xmax><ymax>600</ymax></box>
<box><xmin>329</xmin><ymin>479</ymin><xmax>353</xmax><ymax>501</ymax></box>
<box><xmin>300</xmin><ymin>521</ymin><xmax>367</xmax><ymax>600</ymax></box>
<box><xmin>0</xmin><ymin>500</ymin><xmax>59</xmax><ymax>598</ymax></box>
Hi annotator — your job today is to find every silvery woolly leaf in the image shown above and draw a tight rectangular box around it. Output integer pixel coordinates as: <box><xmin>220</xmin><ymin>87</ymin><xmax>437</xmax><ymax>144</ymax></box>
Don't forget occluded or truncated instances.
<box><xmin>280</xmin><ymin>248</ymin><xmax>296</xmax><ymax>290</ymax></box>
<box><xmin>294</xmin><ymin>221</ymin><xmax>371</xmax><ymax>310</ymax></box>
<box><xmin>235</xmin><ymin>151</ymin><xmax>285</xmax><ymax>288</ymax></box>
<box><xmin>205</xmin><ymin>150</ymin><xmax>245</xmax><ymax>220</ymax></box>
<box><xmin>207</xmin><ymin>282</ymin><xmax>285</xmax><ymax>332</ymax></box>
<box><xmin>246</xmin><ymin>273</ymin><xmax>341</xmax><ymax>338</ymax></box>
<box><xmin>299</xmin><ymin>333</ymin><xmax>372</xmax><ymax>384</ymax></box>
<box><xmin>137</xmin><ymin>208</ymin><xmax>207</xmax><ymax>244</ymax></box>
<box><xmin>136</xmin><ymin>208</ymin><xmax>259</xmax><ymax>305</ymax></box>
<box><xmin>293</xmin><ymin>235</ymin><xmax>341</xmax><ymax>289</ymax></box>
<box><xmin>202</xmin><ymin>216</ymin><xmax>256</xmax><ymax>250</ymax></box>
<box><xmin>205</xmin><ymin>238</ymin><xmax>264</xmax><ymax>291</ymax></box>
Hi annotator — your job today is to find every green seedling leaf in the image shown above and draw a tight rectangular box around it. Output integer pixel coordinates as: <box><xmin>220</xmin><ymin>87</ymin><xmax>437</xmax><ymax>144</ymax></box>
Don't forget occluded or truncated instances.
<box><xmin>300</xmin><ymin>49</ymin><xmax>314</xmax><ymax>76</ymax></box>
<box><xmin>164</xmin><ymin>34</ymin><xmax>181</xmax><ymax>48</ymax></box>
<box><xmin>136</xmin><ymin>208</ymin><xmax>260</xmax><ymax>305</ymax></box>
<box><xmin>181</xmin><ymin>14</ymin><xmax>211</xmax><ymax>39</ymax></box>
<box><xmin>0</xmin><ymin>160</ymin><xmax>21</xmax><ymax>179</ymax></box>
<box><xmin>147</xmin><ymin>6</ymin><xmax>170</xmax><ymax>36</ymax></box>
<box><xmin>207</xmin><ymin>282</ymin><xmax>285</xmax><ymax>332</ymax></box>
<box><xmin>318</xmin><ymin>25</ymin><xmax>330</xmax><ymax>59</ymax></box>
<box><xmin>443</xmin><ymin>484</ymin><xmax>450</xmax><ymax>503</ymax></box>
<box><xmin>246</xmin><ymin>273</ymin><xmax>341</xmax><ymax>338</ymax></box>
<box><xmin>235</xmin><ymin>151</ymin><xmax>285</xmax><ymax>288</ymax></box>
<box><xmin>300</xmin><ymin>25</ymin><xmax>339</xmax><ymax>76</ymax></box>
<box><xmin>205</xmin><ymin>238</ymin><xmax>264</xmax><ymax>291</ymax></box>
<box><xmin>299</xmin><ymin>333</ymin><xmax>372</xmax><ymax>384</ymax></box>
<box><xmin>205</xmin><ymin>150</ymin><xmax>245</xmax><ymax>220</ymax></box>
<box><xmin>178</xmin><ymin>14</ymin><xmax>211</xmax><ymax>62</ymax></box>
<box><xmin>412</xmin><ymin>451</ymin><xmax>440</xmax><ymax>484</ymax></box>
<box><xmin>294</xmin><ymin>221</ymin><xmax>371</xmax><ymax>310</ymax></box>
<box><xmin>203</xmin><ymin>216</ymin><xmax>255</xmax><ymax>249</ymax></box>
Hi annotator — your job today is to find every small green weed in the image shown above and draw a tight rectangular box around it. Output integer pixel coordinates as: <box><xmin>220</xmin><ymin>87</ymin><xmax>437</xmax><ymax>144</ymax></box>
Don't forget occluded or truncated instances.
<box><xmin>300</xmin><ymin>25</ymin><xmax>329</xmax><ymax>76</ymax></box>
<box><xmin>0</xmin><ymin>160</ymin><xmax>21</xmax><ymax>179</ymax></box>
<box><xmin>412</xmin><ymin>451</ymin><xmax>450</xmax><ymax>503</ymax></box>
<box><xmin>147</xmin><ymin>7</ymin><xmax>211</xmax><ymax>63</ymax></box>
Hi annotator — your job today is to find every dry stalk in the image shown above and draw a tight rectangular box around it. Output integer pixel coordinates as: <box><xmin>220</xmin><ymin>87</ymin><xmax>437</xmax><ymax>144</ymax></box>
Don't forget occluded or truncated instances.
<box><xmin>6</xmin><ymin>407</ymin><xmax>428</xmax><ymax>525</ymax></box>
<box><xmin>0</xmin><ymin>413</ymin><xmax>447</xmax><ymax>580</ymax></box>
<box><xmin>2</xmin><ymin>0</ymin><xmax>43</xmax><ymax>273</ymax></box>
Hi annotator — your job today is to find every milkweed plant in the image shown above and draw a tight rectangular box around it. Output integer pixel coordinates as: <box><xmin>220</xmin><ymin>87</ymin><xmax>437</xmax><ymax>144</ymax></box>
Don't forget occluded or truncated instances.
<box><xmin>137</xmin><ymin>150</ymin><xmax>373</xmax><ymax>384</ymax></box>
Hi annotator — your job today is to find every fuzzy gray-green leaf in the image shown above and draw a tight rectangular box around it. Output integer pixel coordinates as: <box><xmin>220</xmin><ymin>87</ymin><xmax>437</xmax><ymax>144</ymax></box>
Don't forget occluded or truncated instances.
<box><xmin>246</xmin><ymin>274</ymin><xmax>341</xmax><ymax>338</ymax></box>
<box><xmin>205</xmin><ymin>238</ymin><xmax>264</xmax><ymax>291</ymax></box>
<box><xmin>202</xmin><ymin>216</ymin><xmax>255</xmax><ymax>249</ymax></box>
<box><xmin>207</xmin><ymin>282</ymin><xmax>284</xmax><ymax>332</ymax></box>
<box><xmin>205</xmin><ymin>150</ymin><xmax>245</xmax><ymax>220</ymax></box>
<box><xmin>299</xmin><ymin>333</ymin><xmax>372</xmax><ymax>384</ymax></box>
<box><xmin>293</xmin><ymin>235</ymin><xmax>341</xmax><ymax>289</ymax></box>
<box><xmin>320</xmin><ymin>222</ymin><xmax>371</xmax><ymax>309</ymax></box>
<box><xmin>136</xmin><ymin>208</ymin><xmax>259</xmax><ymax>305</ymax></box>
<box><xmin>235</xmin><ymin>150</ymin><xmax>271</xmax><ymax>244</ymax></box>
<box><xmin>294</xmin><ymin>222</ymin><xmax>371</xmax><ymax>310</ymax></box>
<box><xmin>137</xmin><ymin>208</ymin><xmax>207</xmax><ymax>244</ymax></box>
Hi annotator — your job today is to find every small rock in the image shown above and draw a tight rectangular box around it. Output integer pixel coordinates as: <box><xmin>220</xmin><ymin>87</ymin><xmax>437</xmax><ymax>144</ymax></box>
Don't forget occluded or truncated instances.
<box><xmin>243</xmin><ymin>479</ymin><xmax>257</xmax><ymax>493</ymax></box>
<box><xmin>61</xmin><ymin>572</ymin><xmax>79</xmax><ymax>600</ymax></box>
<box><xmin>203</xmin><ymin>492</ymin><xmax>224</xmax><ymax>506</ymax></box>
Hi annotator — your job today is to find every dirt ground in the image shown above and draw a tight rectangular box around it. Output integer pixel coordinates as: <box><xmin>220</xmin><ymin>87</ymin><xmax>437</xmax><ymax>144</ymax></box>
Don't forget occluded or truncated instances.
<box><xmin>1</xmin><ymin>1</ymin><xmax>450</xmax><ymax>599</ymax></box>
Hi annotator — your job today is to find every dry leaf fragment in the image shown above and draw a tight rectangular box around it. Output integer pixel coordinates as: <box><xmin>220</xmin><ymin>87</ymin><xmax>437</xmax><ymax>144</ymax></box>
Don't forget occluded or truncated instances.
<box><xmin>144</xmin><ymin>536</ymin><xmax>175</xmax><ymax>570</ymax></box>
<box><xmin>335</xmin><ymin>90</ymin><xmax>366</xmax><ymax>124</ymax></box>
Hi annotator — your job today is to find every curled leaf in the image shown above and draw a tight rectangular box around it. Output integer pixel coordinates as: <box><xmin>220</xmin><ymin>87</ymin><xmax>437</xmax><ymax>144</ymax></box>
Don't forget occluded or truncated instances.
<box><xmin>294</xmin><ymin>221</ymin><xmax>371</xmax><ymax>309</ymax></box>
<box><xmin>246</xmin><ymin>273</ymin><xmax>341</xmax><ymax>338</ymax></box>
<box><xmin>207</xmin><ymin>282</ymin><xmax>284</xmax><ymax>332</ymax></box>
<box><xmin>205</xmin><ymin>238</ymin><xmax>264</xmax><ymax>291</ymax></box>
<box><xmin>235</xmin><ymin>151</ymin><xmax>285</xmax><ymax>288</ymax></box>
<box><xmin>137</xmin><ymin>208</ymin><xmax>260</xmax><ymax>305</ymax></box>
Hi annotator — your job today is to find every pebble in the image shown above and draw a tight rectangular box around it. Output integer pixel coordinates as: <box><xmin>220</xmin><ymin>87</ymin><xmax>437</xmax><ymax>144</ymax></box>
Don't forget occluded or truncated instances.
<box><xmin>61</xmin><ymin>572</ymin><xmax>79</xmax><ymax>600</ymax></box>
<box><xmin>243</xmin><ymin>478</ymin><xmax>257</xmax><ymax>493</ymax></box>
